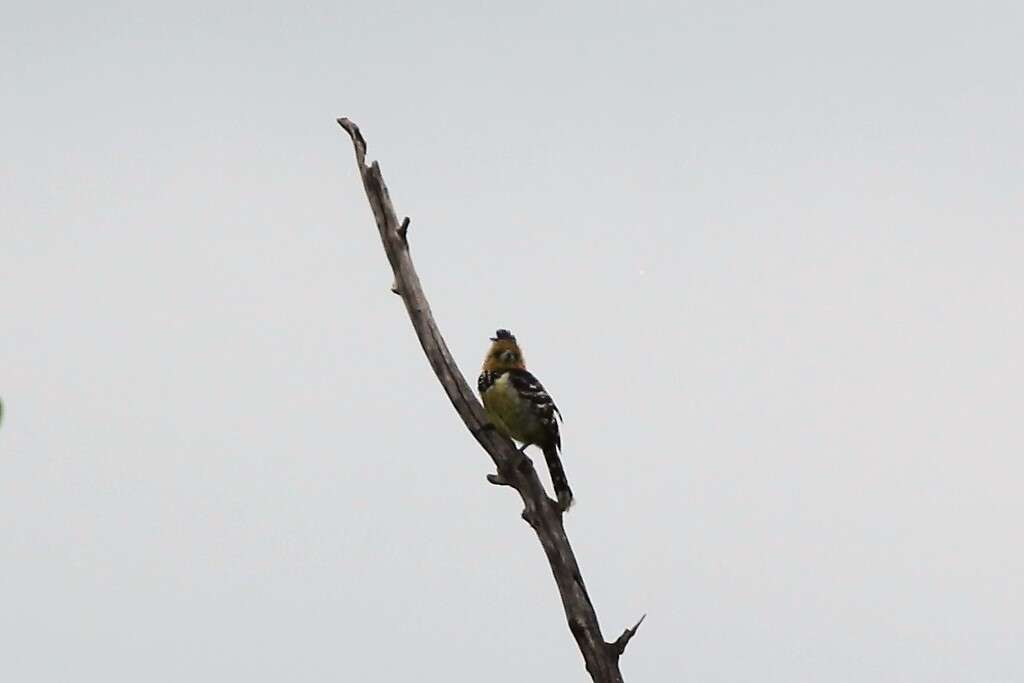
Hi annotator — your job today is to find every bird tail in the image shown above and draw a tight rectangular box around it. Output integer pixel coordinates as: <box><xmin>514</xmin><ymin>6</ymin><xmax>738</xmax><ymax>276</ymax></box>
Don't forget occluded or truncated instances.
<box><xmin>543</xmin><ymin>444</ymin><xmax>574</xmax><ymax>512</ymax></box>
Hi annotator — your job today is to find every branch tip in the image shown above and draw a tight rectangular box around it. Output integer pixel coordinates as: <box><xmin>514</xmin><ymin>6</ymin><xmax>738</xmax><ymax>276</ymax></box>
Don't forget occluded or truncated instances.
<box><xmin>608</xmin><ymin>614</ymin><xmax>646</xmax><ymax>657</ymax></box>
<box><xmin>486</xmin><ymin>473</ymin><xmax>511</xmax><ymax>487</ymax></box>
<box><xmin>336</xmin><ymin>117</ymin><xmax>367</xmax><ymax>154</ymax></box>
<box><xmin>398</xmin><ymin>216</ymin><xmax>410</xmax><ymax>241</ymax></box>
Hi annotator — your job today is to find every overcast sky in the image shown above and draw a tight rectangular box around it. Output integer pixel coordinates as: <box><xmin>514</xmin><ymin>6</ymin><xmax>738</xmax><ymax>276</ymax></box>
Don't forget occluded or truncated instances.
<box><xmin>2</xmin><ymin>2</ymin><xmax>1022</xmax><ymax>681</ymax></box>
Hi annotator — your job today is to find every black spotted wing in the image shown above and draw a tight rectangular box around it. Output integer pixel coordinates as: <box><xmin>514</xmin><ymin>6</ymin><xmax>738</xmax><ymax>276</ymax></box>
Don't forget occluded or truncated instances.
<box><xmin>478</xmin><ymin>370</ymin><xmax>498</xmax><ymax>394</ymax></box>
<box><xmin>506</xmin><ymin>368</ymin><xmax>562</xmax><ymax>448</ymax></box>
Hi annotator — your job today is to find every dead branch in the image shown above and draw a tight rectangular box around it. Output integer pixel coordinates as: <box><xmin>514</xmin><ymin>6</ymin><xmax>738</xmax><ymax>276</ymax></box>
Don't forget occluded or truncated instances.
<box><xmin>337</xmin><ymin>117</ymin><xmax>642</xmax><ymax>682</ymax></box>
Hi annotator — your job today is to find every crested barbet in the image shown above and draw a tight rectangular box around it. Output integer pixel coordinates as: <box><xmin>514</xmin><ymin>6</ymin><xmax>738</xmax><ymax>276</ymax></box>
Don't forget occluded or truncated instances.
<box><xmin>478</xmin><ymin>329</ymin><xmax>572</xmax><ymax>511</ymax></box>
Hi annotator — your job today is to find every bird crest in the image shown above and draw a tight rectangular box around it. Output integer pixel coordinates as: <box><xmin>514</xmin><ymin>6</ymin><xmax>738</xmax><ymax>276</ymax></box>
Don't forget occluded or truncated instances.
<box><xmin>490</xmin><ymin>329</ymin><xmax>516</xmax><ymax>342</ymax></box>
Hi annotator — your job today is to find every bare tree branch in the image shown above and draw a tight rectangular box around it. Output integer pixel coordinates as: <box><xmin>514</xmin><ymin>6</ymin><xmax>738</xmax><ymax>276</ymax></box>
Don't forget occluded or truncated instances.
<box><xmin>337</xmin><ymin>117</ymin><xmax>642</xmax><ymax>683</ymax></box>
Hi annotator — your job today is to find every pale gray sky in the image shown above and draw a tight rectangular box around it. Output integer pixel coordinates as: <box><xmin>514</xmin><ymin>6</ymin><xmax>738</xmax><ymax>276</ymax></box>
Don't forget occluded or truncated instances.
<box><xmin>2</xmin><ymin>2</ymin><xmax>1022</xmax><ymax>681</ymax></box>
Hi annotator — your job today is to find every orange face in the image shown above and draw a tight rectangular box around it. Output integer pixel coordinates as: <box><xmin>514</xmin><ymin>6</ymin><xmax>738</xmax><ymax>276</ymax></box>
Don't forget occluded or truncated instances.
<box><xmin>483</xmin><ymin>338</ymin><xmax>526</xmax><ymax>372</ymax></box>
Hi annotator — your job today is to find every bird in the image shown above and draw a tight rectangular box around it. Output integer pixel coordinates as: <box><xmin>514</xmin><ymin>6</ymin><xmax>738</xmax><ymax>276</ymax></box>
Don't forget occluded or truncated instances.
<box><xmin>477</xmin><ymin>329</ymin><xmax>573</xmax><ymax>511</ymax></box>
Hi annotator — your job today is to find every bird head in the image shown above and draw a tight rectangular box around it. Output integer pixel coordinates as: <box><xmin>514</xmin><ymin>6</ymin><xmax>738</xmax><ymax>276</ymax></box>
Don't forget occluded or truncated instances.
<box><xmin>483</xmin><ymin>329</ymin><xmax>526</xmax><ymax>371</ymax></box>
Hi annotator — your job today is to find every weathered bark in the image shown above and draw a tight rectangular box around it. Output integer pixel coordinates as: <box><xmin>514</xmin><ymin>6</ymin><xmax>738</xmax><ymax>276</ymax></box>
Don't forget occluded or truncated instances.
<box><xmin>337</xmin><ymin>118</ymin><xmax>643</xmax><ymax>682</ymax></box>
